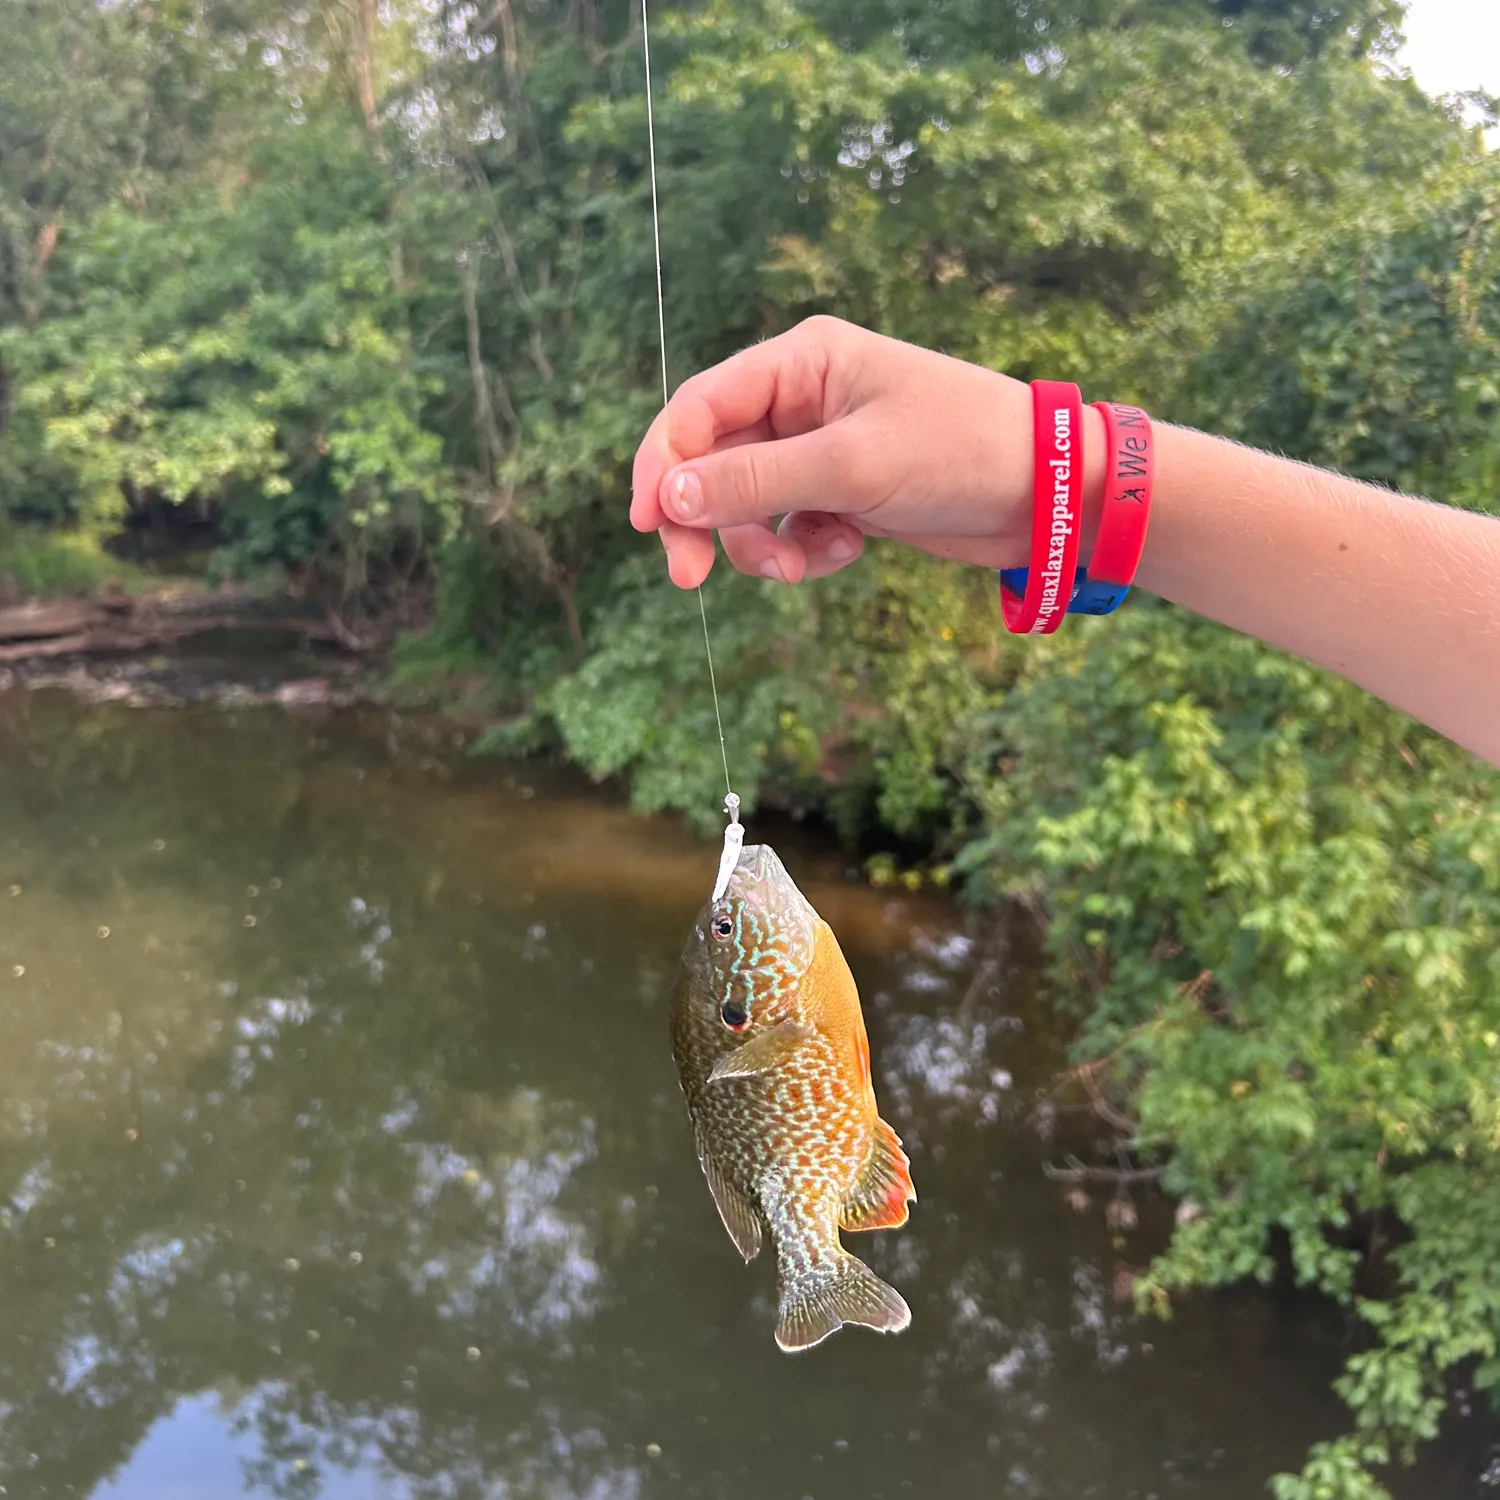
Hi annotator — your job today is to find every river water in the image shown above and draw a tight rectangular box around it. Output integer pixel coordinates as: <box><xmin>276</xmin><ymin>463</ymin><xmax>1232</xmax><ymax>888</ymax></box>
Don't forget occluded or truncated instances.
<box><xmin>0</xmin><ymin>690</ymin><xmax>1484</xmax><ymax>1499</ymax></box>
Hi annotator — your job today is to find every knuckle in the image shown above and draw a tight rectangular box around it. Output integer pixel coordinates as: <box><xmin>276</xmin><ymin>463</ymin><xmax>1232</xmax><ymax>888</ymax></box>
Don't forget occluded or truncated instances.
<box><xmin>796</xmin><ymin>313</ymin><xmax>845</xmax><ymax>347</ymax></box>
<box><xmin>730</xmin><ymin>451</ymin><xmax>770</xmax><ymax>519</ymax></box>
<box><xmin>664</xmin><ymin>387</ymin><xmax>715</xmax><ymax>456</ymax></box>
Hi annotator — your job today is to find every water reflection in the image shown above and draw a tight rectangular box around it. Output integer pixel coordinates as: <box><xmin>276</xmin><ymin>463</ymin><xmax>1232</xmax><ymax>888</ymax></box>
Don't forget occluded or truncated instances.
<box><xmin>0</xmin><ymin>691</ymin><xmax>1473</xmax><ymax>1498</ymax></box>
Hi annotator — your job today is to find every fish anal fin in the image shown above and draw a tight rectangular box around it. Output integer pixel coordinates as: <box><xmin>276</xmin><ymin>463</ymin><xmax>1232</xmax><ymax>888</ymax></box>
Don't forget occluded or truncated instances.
<box><xmin>776</xmin><ymin>1250</ymin><xmax>911</xmax><ymax>1354</ymax></box>
<box><xmin>840</xmin><ymin>1116</ymin><xmax>916</xmax><ymax>1233</ymax></box>
<box><xmin>697</xmin><ymin>1136</ymin><xmax>763</xmax><ymax>1263</ymax></box>
<box><xmin>708</xmin><ymin>1019</ymin><xmax>814</xmax><ymax>1083</ymax></box>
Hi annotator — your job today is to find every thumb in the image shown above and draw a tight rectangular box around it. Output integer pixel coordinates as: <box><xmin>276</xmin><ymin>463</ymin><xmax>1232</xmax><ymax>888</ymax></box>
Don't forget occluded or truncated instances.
<box><xmin>659</xmin><ymin>423</ymin><xmax>874</xmax><ymax>530</ymax></box>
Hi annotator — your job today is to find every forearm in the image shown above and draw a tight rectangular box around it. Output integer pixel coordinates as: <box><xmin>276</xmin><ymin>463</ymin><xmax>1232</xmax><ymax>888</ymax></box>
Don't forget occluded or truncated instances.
<box><xmin>633</xmin><ymin>319</ymin><xmax>1500</xmax><ymax>768</ymax></box>
<box><xmin>1132</xmin><ymin>424</ymin><xmax>1500</xmax><ymax>766</ymax></box>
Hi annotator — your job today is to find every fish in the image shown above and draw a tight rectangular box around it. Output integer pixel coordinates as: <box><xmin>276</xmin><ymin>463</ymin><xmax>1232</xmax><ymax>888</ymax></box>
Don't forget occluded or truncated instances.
<box><xmin>669</xmin><ymin>841</ymin><xmax>915</xmax><ymax>1353</ymax></box>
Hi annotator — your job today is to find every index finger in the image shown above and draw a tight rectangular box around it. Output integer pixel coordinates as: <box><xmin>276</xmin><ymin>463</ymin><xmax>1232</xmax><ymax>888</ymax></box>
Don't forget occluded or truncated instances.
<box><xmin>629</xmin><ymin>323</ymin><xmax>836</xmax><ymax>532</ymax></box>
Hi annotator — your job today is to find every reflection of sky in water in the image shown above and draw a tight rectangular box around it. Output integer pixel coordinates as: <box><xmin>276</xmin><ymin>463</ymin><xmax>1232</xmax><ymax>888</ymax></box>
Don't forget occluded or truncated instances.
<box><xmin>401</xmin><ymin>1094</ymin><xmax>603</xmax><ymax>1341</ymax></box>
<box><xmin>226</xmin><ymin>1388</ymin><xmax>645</xmax><ymax>1500</ymax></box>
<box><xmin>20</xmin><ymin>1052</ymin><xmax>611</xmax><ymax>1499</ymax></box>
<box><xmin>93</xmin><ymin>1391</ymin><xmax>647</xmax><ymax>1500</ymax></box>
<box><xmin>876</xmin><ymin>940</ymin><xmax>1023</xmax><ymax>1146</ymax></box>
<box><xmin>346</xmin><ymin>897</ymin><xmax>393</xmax><ymax>982</ymax></box>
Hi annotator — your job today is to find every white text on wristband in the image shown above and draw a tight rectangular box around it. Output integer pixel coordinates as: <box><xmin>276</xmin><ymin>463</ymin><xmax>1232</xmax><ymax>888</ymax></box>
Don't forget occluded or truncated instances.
<box><xmin>999</xmin><ymin>379</ymin><xmax>1084</xmax><ymax>636</ymax></box>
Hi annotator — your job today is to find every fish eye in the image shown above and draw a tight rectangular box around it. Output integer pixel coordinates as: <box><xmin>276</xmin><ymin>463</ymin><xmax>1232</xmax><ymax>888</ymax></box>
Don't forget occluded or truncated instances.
<box><xmin>720</xmin><ymin>999</ymin><xmax>748</xmax><ymax>1030</ymax></box>
<box><xmin>711</xmin><ymin>914</ymin><xmax>733</xmax><ymax>941</ymax></box>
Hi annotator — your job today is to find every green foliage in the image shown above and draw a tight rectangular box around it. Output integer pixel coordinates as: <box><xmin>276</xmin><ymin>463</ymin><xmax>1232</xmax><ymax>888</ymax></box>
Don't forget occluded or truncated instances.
<box><xmin>1170</xmin><ymin>162</ymin><xmax>1500</xmax><ymax>512</ymax></box>
<box><xmin>0</xmin><ymin>527</ymin><xmax>151</xmax><ymax>597</ymax></box>
<box><xmin>2</xmin><ymin>1</ymin><xmax>1499</xmax><ymax>1493</ymax></box>
<box><xmin>9</xmin><ymin>119</ymin><xmax>462</xmax><ymax>587</ymax></box>
<box><xmin>961</xmin><ymin>165</ymin><xmax>1500</xmax><ymax>1499</ymax></box>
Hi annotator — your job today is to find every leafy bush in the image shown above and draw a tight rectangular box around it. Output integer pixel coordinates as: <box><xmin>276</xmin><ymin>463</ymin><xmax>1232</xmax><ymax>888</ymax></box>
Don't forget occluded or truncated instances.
<box><xmin>0</xmin><ymin>527</ymin><xmax>151</xmax><ymax>598</ymax></box>
<box><xmin>959</xmin><ymin>165</ymin><xmax>1500</xmax><ymax>1500</ymax></box>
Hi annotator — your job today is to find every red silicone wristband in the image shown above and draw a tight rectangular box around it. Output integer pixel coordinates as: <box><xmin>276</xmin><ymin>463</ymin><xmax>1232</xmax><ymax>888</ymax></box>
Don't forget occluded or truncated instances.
<box><xmin>1001</xmin><ymin>379</ymin><xmax>1084</xmax><ymax>635</ymax></box>
<box><xmin>1087</xmin><ymin>401</ymin><xmax>1153</xmax><ymax>588</ymax></box>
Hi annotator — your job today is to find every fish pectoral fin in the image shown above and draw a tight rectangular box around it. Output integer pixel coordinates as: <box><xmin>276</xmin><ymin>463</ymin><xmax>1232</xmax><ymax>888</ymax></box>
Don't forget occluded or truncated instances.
<box><xmin>840</xmin><ymin>1115</ymin><xmax>916</xmax><ymax>1232</ymax></box>
<box><xmin>708</xmin><ymin>1020</ymin><xmax>814</xmax><ymax>1083</ymax></box>
<box><xmin>696</xmin><ymin>1134</ymin><xmax>763</xmax><ymax>1263</ymax></box>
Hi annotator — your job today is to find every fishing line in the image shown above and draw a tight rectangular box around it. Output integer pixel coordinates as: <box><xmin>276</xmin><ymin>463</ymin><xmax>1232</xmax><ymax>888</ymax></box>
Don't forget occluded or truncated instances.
<box><xmin>641</xmin><ymin>0</ymin><xmax>736</xmax><ymax>818</ymax></box>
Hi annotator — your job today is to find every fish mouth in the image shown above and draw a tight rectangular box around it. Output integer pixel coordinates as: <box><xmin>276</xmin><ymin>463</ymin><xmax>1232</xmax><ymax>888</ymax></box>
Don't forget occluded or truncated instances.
<box><xmin>729</xmin><ymin>844</ymin><xmax>807</xmax><ymax>918</ymax></box>
<box><xmin>731</xmin><ymin>843</ymin><xmax>781</xmax><ymax>898</ymax></box>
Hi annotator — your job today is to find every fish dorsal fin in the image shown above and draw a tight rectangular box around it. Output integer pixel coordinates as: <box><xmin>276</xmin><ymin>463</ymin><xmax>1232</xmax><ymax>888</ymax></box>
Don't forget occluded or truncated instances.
<box><xmin>695</xmin><ymin>1129</ymin><xmax>763</xmax><ymax>1263</ymax></box>
<box><xmin>840</xmin><ymin>1116</ymin><xmax>916</xmax><ymax>1232</ymax></box>
<box><xmin>708</xmin><ymin>1019</ymin><xmax>814</xmax><ymax>1083</ymax></box>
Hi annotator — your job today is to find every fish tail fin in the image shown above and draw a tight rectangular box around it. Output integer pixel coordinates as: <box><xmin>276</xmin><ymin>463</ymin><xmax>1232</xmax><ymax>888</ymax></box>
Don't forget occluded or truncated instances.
<box><xmin>775</xmin><ymin>1251</ymin><xmax>912</xmax><ymax>1354</ymax></box>
<box><xmin>840</xmin><ymin>1115</ymin><xmax>915</xmax><ymax>1232</ymax></box>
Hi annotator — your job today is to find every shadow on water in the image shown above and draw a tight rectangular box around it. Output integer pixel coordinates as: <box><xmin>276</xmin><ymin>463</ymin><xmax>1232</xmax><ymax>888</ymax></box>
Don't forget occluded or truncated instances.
<box><xmin>0</xmin><ymin>690</ymin><xmax>1486</xmax><ymax>1499</ymax></box>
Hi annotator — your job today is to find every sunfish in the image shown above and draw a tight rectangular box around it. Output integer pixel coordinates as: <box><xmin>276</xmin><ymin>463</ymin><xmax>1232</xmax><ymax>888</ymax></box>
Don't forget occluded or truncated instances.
<box><xmin>670</xmin><ymin>842</ymin><xmax>915</xmax><ymax>1352</ymax></box>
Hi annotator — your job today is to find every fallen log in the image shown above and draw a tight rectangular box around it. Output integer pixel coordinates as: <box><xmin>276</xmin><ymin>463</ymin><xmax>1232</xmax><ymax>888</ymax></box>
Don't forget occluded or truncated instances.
<box><xmin>0</xmin><ymin>586</ymin><xmax>358</xmax><ymax>660</ymax></box>
<box><xmin>0</xmin><ymin>601</ymin><xmax>96</xmax><ymax>641</ymax></box>
<box><xmin>0</xmin><ymin>617</ymin><xmax>350</xmax><ymax>662</ymax></box>
<box><xmin>146</xmin><ymin>583</ymin><xmax>266</xmax><ymax>617</ymax></box>
<box><xmin>0</xmin><ymin>631</ymin><xmax>103</xmax><ymax>662</ymax></box>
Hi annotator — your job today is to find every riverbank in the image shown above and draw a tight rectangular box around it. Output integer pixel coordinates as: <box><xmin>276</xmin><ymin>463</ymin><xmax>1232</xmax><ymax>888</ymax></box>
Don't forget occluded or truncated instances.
<box><xmin>0</xmin><ymin>653</ymin><xmax>369</xmax><ymax>711</ymax></box>
<box><xmin>0</xmin><ymin>579</ymin><xmax>376</xmax><ymax>661</ymax></box>
<box><xmin>0</xmin><ymin>578</ymin><xmax>396</xmax><ymax>710</ymax></box>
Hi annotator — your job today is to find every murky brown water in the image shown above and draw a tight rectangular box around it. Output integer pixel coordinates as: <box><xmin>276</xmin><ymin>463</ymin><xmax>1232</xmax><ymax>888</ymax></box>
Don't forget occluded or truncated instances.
<box><xmin>0</xmin><ymin>690</ymin><xmax>1487</xmax><ymax>1499</ymax></box>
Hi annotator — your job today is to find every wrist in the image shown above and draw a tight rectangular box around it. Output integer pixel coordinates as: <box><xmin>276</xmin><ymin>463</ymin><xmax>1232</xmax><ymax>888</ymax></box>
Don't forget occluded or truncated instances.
<box><xmin>969</xmin><ymin>370</ymin><xmax>1107</xmax><ymax>560</ymax></box>
<box><xmin>1129</xmin><ymin>421</ymin><xmax>1199</xmax><ymax>601</ymax></box>
<box><xmin>995</xmin><ymin>390</ymin><xmax>1142</xmax><ymax>626</ymax></box>
<box><xmin>1078</xmin><ymin>401</ymin><xmax>1107</xmax><ymax>567</ymax></box>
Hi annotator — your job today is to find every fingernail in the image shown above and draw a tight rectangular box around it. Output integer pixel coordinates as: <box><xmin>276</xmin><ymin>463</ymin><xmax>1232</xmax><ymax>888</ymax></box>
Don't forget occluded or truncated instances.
<box><xmin>669</xmin><ymin>469</ymin><xmax>703</xmax><ymax>521</ymax></box>
<box><xmin>828</xmin><ymin>537</ymin><xmax>856</xmax><ymax>563</ymax></box>
<box><xmin>760</xmin><ymin>559</ymin><xmax>787</xmax><ymax>583</ymax></box>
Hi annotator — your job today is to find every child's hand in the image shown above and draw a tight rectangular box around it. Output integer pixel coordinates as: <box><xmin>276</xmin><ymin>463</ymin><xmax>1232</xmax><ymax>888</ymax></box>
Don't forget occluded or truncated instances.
<box><xmin>630</xmin><ymin>316</ymin><xmax>1098</xmax><ymax>588</ymax></box>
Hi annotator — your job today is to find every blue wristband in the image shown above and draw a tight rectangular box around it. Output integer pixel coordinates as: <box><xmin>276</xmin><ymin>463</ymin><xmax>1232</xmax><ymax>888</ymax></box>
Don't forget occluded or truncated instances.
<box><xmin>999</xmin><ymin>565</ymin><xmax>1130</xmax><ymax>617</ymax></box>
